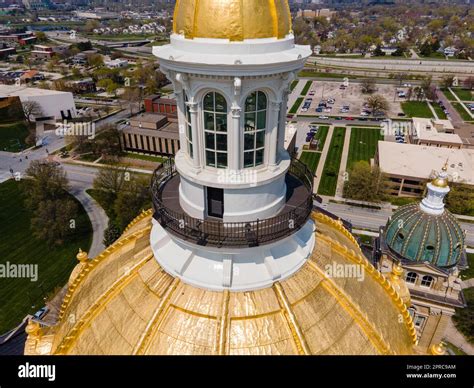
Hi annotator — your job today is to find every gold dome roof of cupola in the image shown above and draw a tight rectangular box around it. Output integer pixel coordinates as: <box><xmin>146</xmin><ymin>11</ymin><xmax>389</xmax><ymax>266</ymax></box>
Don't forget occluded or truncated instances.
<box><xmin>24</xmin><ymin>211</ymin><xmax>417</xmax><ymax>356</ymax></box>
<box><xmin>172</xmin><ymin>0</ymin><xmax>292</xmax><ymax>41</ymax></box>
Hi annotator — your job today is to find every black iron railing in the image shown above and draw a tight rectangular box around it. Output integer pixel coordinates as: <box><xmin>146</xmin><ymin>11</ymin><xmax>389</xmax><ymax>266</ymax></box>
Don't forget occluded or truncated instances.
<box><xmin>151</xmin><ymin>158</ymin><xmax>314</xmax><ymax>248</ymax></box>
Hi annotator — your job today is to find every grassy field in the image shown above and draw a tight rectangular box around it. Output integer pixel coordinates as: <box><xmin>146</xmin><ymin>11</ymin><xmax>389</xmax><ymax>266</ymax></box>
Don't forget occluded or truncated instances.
<box><xmin>451</xmin><ymin>88</ymin><xmax>473</xmax><ymax>101</ymax></box>
<box><xmin>432</xmin><ymin>104</ymin><xmax>448</xmax><ymax>119</ymax></box>
<box><xmin>452</xmin><ymin>102</ymin><xmax>473</xmax><ymax>122</ymax></box>
<box><xmin>289</xmin><ymin>97</ymin><xmax>304</xmax><ymax>114</ymax></box>
<box><xmin>301</xmin><ymin>81</ymin><xmax>313</xmax><ymax>96</ymax></box>
<box><xmin>299</xmin><ymin>152</ymin><xmax>321</xmax><ymax>175</ymax></box>
<box><xmin>310</xmin><ymin>125</ymin><xmax>330</xmax><ymax>152</ymax></box>
<box><xmin>298</xmin><ymin>70</ymin><xmax>356</xmax><ymax>79</ymax></box>
<box><xmin>290</xmin><ymin>80</ymin><xmax>298</xmax><ymax>92</ymax></box>
<box><xmin>318</xmin><ymin>127</ymin><xmax>346</xmax><ymax>196</ymax></box>
<box><xmin>124</xmin><ymin>152</ymin><xmax>167</xmax><ymax>164</ymax></box>
<box><xmin>442</xmin><ymin>88</ymin><xmax>457</xmax><ymax>101</ymax></box>
<box><xmin>347</xmin><ymin>127</ymin><xmax>383</xmax><ymax>170</ymax></box>
<box><xmin>0</xmin><ymin>121</ymin><xmax>29</xmax><ymax>152</ymax></box>
<box><xmin>0</xmin><ymin>180</ymin><xmax>92</xmax><ymax>333</ymax></box>
<box><xmin>401</xmin><ymin>101</ymin><xmax>434</xmax><ymax>118</ymax></box>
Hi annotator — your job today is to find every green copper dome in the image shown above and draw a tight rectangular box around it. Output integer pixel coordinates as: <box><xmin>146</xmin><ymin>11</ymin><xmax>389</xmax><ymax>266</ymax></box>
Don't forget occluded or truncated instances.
<box><xmin>385</xmin><ymin>203</ymin><xmax>464</xmax><ymax>268</ymax></box>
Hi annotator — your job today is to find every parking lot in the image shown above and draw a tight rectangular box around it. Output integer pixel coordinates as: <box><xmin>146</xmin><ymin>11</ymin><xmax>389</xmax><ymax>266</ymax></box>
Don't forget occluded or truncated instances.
<box><xmin>296</xmin><ymin>80</ymin><xmax>406</xmax><ymax>119</ymax></box>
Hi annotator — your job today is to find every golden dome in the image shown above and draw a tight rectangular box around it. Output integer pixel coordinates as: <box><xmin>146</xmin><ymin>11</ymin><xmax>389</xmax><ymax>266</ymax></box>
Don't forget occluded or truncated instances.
<box><xmin>432</xmin><ymin>163</ymin><xmax>449</xmax><ymax>188</ymax></box>
<box><xmin>173</xmin><ymin>0</ymin><xmax>292</xmax><ymax>41</ymax></box>
<box><xmin>25</xmin><ymin>210</ymin><xmax>416</xmax><ymax>356</ymax></box>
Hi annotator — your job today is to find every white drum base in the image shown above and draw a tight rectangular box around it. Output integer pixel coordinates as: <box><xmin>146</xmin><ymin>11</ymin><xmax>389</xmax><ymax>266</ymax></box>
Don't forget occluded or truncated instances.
<box><xmin>150</xmin><ymin>218</ymin><xmax>316</xmax><ymax>292</ymax></box>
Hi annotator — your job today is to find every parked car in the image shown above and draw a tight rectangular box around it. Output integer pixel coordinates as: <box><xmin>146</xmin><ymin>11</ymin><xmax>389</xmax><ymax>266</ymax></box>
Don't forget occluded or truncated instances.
<box><xmin>34</xmin><ymin>307</ymin><xmax>49</xmax><ymax>319</ymax></box>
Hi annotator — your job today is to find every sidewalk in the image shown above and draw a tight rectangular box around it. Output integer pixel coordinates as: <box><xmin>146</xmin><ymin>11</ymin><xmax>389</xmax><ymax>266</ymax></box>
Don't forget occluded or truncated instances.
<box><xmin>335</xmin><ymin>126</ymin><xmax>351</xmax><ymax>198</ymax></box>
<box><xmin>444</xmin><ymin>316</ymin><xmax>474</xmax><ymax>355</ymax></box>
<box><xmin>313</xmin><ymin>125</ymin><xmax>335</xmax><ymax>193</ymax></box>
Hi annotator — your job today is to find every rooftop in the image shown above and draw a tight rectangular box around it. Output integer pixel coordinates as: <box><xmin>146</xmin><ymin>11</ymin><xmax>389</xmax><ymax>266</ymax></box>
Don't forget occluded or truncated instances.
<box><xmin>377</xmin><ymin>141</ymin><xmax>474</xmax><ymax>185</ymax></box>
<box><xmin>412</xmin><ymin>117</ymin><xmax>462</xmax><ymax>145</ymax></box>
<box><xmin>0</xmin><ymin>84</ymin><xmax>71</xmax><ymax>98</ymax></box>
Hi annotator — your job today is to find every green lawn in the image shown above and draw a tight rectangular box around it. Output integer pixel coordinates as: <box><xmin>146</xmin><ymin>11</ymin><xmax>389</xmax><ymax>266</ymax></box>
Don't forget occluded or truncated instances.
<box><xmin>441</xmin><ymin>88</ymin><xmax>457</xmax><ymax>101</ymax></box>
<box><xmin>0</xmin><ymin>180</ymin><xmax>92</xmax><ymax>333</ymax></box>
<box><xmin>289</xmin><ymin>97</ymin><xmax>304</xmax><ymax>114</ymax></box>
<box><xmin>308</xmin><ymin>125</ymin><xmax>330</xmax><ymax>152</ymax></box>
<box><xmin>461</xmin><ymin>253</ymin><xmax>474</xmax><ymax>281</ymax></box>
<box><xmin>124</xmin><ymin>152</ymin><xmax>167</xmax><ymax>164</ymax></box>
<box><xmin>301</xmin><ymin>81</ymin><xmax>313</xmax><ymax>96</ymax></box>
<box><xmin>290</xmin><ymin>80</ymin><xmax>298</xmax><ymax>92</ymax></box>
<box><xmin>318</xmin><ymin>127</ymin><xmax>346</xmax><ymax>196</ymax></box>
<box><xmin>299</xmin><ymin>152</ymin><xmax>321</xmax><ymax>175</ymax></box>
<box><xmin>347</xmin><ymin>127</ymin><xmax>383</xmax><ymax>170</ymax></box>
<box><xmin>451</xmin><ymin>88</ymin><xmax>473</xmax><ymax>101</ymax></box>
<box><xmin>432</xmin><ymin>104</ymin><xmax>448</xmax><ymax>119</ymax></box>
<box><xmin>401</xmin><ymin>101</ymin><xmax>434</xmax><ymax>118</ymax></box>
<box><xmin>452</xmin><ymin>102</ymin><xmax>473</xmax><ymax>122</ymax></box>
<box><xmin>0</xmin><ymin>121</ymin><xmax>29</xmax><ymax>152</ymax></box>
<box><xmin>453</xmin><ymin>287</ymin><xmax>474</xmax><ymax>344</ymax></box>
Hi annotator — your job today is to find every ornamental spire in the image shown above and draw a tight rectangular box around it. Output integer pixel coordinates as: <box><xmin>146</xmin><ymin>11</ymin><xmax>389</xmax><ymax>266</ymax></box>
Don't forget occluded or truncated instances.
<box><xmin>420</xmin><ymin>162</ymin><xmax>450</xmax><ymax>215</ymax></box>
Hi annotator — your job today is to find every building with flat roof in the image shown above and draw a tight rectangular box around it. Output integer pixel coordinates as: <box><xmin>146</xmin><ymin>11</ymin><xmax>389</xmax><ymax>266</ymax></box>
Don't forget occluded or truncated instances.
<box><xmin>375</xmin><ymin>141</ymin><xmax>474</xmax><ymax>196</ymax></box>
<box><xmin>120</xmin><ymin>113</ymin><xmax>180</xmax><ymax>156</ymax></box>
<box><xmin>0</xmin><ymin>84</ymin><xmax>76</xmax><ymax>121</ymax></box>
<box><xmin>410</xmin><ymin>117</ymin><xmax>462</xmax><ymax>149</ymax></box>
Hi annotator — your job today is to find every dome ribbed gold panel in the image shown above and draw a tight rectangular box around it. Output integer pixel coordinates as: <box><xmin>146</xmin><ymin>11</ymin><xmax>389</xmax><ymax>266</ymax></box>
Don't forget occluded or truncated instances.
<box><xmin>173</xmin><ymin>0</ymin><xmax>292</xmax><ymax>41</ymax></box>
<box><xmin>24</xmin><ymin>211</ymin><xmax>416</xmax><ymax>356</ymax></box>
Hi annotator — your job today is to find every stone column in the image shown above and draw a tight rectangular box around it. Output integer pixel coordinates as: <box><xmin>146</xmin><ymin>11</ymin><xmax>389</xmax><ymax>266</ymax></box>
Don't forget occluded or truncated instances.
<box><xmin>231</xmin><ymin>105</ymin><xmax>242</xmax><ymax>171</ymax></box>
<box><xmin>277</xmin><ymin>89</ymin><xmax>289</xmax><ymax>158</ymax></box>
<box><xmin>174</xmin><ymin>89</ymin><xmax>187</xmax><ymax>153</ymax></box>
<box><xmin>268</xmin><ymin>100</ymin><xmax>281</xmax><ymax>168</ymax></box>
<box><xmin>186</xmin><ymin>99</ymin><xmax>201</xmax><ymax>170</ymax></box>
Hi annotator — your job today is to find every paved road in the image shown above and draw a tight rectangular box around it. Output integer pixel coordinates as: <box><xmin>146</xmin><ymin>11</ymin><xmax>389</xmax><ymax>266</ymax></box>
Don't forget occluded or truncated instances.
<box><xmin>321</xmin><ymin>201</ymin><xmax>474</xmax><ymax>247</ymax></box>
<box><xmin>309</xmin><ymin>57</ymin><xmax>474</xmax><ymax>75</ymax></box>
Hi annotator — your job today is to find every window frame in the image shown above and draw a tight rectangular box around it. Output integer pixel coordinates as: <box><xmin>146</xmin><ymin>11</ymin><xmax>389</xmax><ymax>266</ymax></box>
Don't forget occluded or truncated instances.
<box><xmin>405</xmin><ymin>272</ymin><xmax>418</xmax><ymax>284</ymax></box>
<box><xmin>203</xmin><ymin>91</ymin><xmax>228</xmax><ymax>169</ymax></box>
<box><xmin>420</xmin><ymin>275</ymin><xmax>434</xmax><ymax>288</ymax></box>
<box><xmin>243</xmin><ymin>90</ymin><xmax>268</xmax><ymax>169</ymax></box>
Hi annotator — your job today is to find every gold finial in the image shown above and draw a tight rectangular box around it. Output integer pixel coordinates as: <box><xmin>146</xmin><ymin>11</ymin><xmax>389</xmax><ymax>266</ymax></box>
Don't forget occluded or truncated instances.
<box><xmin>430</xmin><ymin>342</ymin><xmax>447</xmax><ymax>356</ymax></box>
<box><xmin>391</xmin><ymin>262</ymin><xmax>404</xmax><ymax>279</ymax></box>
<box><xmin>431</xmin><ymin>161</ymin><xmax>449</xmax><ymax>188</ymax></box>
<box><xmin>76</xmin><ymin>249</ymin><xmax>88</xmax><ymax>263</ymax></box>
<box><xmin>25</xmin><ymin>319</ymin><xmax>41</xmax><ymax>338</ymax></box>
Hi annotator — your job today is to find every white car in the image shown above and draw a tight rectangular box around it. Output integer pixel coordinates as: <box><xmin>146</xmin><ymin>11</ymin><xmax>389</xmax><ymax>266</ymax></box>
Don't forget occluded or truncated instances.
<box><xmin>360</xmin><ymin>111</ymin><xmax>369</xmax><ymax>117</ymax></box>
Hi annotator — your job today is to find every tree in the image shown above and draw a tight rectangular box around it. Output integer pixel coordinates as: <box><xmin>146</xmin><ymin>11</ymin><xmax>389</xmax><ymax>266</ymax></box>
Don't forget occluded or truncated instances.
<box><xmin>463</xmin><ymin>77</ymin><xmax>474</xmax><ymax>90</ymax></box>
<box><xmin>22</xmin><ymin>100</ymin><xmax>43</xmax><ymax>124</ymax></box>
<box><xmin>445</xmin><ymin>183</ymin><xmax>474</xmax><ymax>216</ymax></box>
<box><xmin>87</xmin><ymin>53</ymin><xmax>104</xmax><ymax>68</ymax></box>
<box><xmin>23</xmin><ymin>161</ymin><xmax>79</xmax><ymax>245</ymax></box>
<box><xmin>35</xmin><ymin>31</ymin><xmax>48</xmax><ymax>43</ymax></box>
<box><xmin>365</xmin><ymin>94</ymin><xmax>389</xmax><ymax>116</ymax></box>
<box><xmin>30</xmin><ymin>199</ymin><xmax>78</xmax><ymax>245</ymax></box>
<box><xmin>343</xmin><ymin>161</ymin><xmax>389</xmax><ymax>203</ymax></box>
<box><xmin>122</xmin><ymin>87</ymin><xmax>141</xmax><ymax>117</ymax></box>
<box><xmin>93</xmin><ymin>166</ymin><xmax>130</xmax><ymax>200</ymax></box>
<box><xmin>373</xmin><ymin>44</ymin><xmax>385</xmax><ymax>57</ymax></box>
<box><xmin>103</xmin><ymin>221</ymin><xmax>121</xmax><ymax>246</ymax></box>
<box><xmin>114</xmin><ymin>175</ymin><xmax>151</xmax><ymax>230</ymax></box>
<box><xmin>360</xmin><ymin>78</ymin><xmax>376</xmax><ymax>94</ymax></box>
<box><xmin>419</xmin><ymin>40</ymin><xmax>432</xmax><ymax>57</ymax></box>
<box><xmin>441</xmin><ymin>75</ymin><xmax>455</xmax><ymax>89</ymax></box>
<box><xmin>24</xmin><ymin>161</ymin><xmax>70</xmax><ymax>204</ymax></box>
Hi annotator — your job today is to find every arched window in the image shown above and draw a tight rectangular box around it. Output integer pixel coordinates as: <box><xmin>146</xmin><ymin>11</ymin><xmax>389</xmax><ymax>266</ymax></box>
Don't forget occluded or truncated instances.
<box><xmin>405</xmin><ymin>272</ymin><xmax>417</xmax><ymax>284</ymax></box>
<box><xmin>203</xmin><ymin>92</ymin><xmax>228</xmax><ymax>168</ymax></box>
<box><xmin>244</xmin><ymin>91</ymin><xmax>267</xmax><ymax>168</ymax></box>
<box><xmin>421</xmin><ymin>275</ymin><xmax>434</xmax><ymax>288</ymax></box>
<box><xmin>183</xmin><ymin>93</ymin><xmax>193</xmax><ymax>158</ymax></box>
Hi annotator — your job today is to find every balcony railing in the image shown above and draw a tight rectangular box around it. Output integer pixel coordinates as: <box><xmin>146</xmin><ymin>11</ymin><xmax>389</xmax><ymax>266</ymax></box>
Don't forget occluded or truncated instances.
<box><xmin>151</xmin><ymin>158</ymin><xmax>314</xmax><ymax>248</ymax></box>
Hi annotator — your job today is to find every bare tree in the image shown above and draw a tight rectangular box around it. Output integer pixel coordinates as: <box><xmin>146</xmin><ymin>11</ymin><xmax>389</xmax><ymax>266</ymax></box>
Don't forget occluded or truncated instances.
<box><xmin>360</xmin><ymin>78</ymin><xmax>376</xmax><ymax>94</ymax></box>
<box><xmin>22</xmin><ymin>100</ymin><xmax>43</xmax><ymax>124</ymax></box>
<box><xmin>365</xmin><ymin>95</ymin><xmax>389</xmax><ymax>116</ymax></box>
